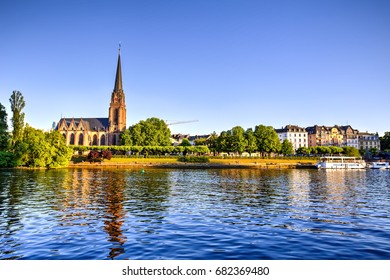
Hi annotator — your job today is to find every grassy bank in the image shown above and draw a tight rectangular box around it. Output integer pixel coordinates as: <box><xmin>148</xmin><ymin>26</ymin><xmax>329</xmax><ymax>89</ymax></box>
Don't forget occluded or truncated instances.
<box><xmin>69</xmin><ymin>156</ymin><xmax>317</xmax><ymax>169</ymax></box>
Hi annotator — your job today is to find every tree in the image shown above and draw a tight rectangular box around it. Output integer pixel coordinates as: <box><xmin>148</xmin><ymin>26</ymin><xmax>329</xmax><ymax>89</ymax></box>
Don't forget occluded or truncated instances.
<box><xmin>179</xmin><ymin>138</ymin><xmax>192</xmax><ymax>146</ymax></box>
<box><xmin>194</xmin><ymin>138</ymin><xmax>207</xmax><ymax>146</ymax></box>
<box><xmin>119</xmin><ymin>129</ymin><xmax>132</xmax><ymax>145</ymax></box>
<box><xmin>46</xmin><ymin>130</ymin><xmax>73</xmax><ymax>167</ymax></box>
<box><xmin>9</xmin><ymin>90</ymin><xmax>25</xmax><ymax>147</ymax></box>
<box><xmin>296</xmin><ymin>146</ymin><xmax>309</xmax><ymax>155</ymax></box>
<box><xmin>245</xmin><ymin>128</ymin><xmax>257</xmax><ymax>155</ymax></box>
<box><xmin>0</xmin><ymin>102</ymin><xmax>9</xmax><ymax>151</ymax></box>
<box><xmin>14</xmin><ymin>125</ymin><xmax>72</xmax><ymax>168</ymax></box>
<box><xmin>380</xmin><ymin>132</ymin><xmax>390</xmax><ymax>151</ymax></box>
<box><xmin>206</xmin><ymin>132</ymin><xmax>219</xmax><ymax>156</ymax></box>
<box><xmin>343</xmin><ymin>146</ymin><xmax>361</xmax><ymax>157</ymax></box>
<box><xmin>217</xmin><ymin>131</ymin><xmax>230</xmax><ymax>153</ymax></box>
<box><xmin>228</xmin><ymin>126</ymin><xmax>247</xmax><ymax>154</ymax></box>
<box><xmin>254</xmin><ymin>125</ymin><xmax>281</xmax><ymax>156</ymax></box>
<box><xmin>122</xmin><ymin>117</ymin><xmax>171</xmax><ymax>146</ymax></box>
<box><xmin>281</xmin><ymin>139</ymin><xmax>294</xmax><ymax>155</ymax></box>
<box><xmin>329</xmin><ymin>146</ymin><xmax>343</xmax><ymax>155</ymax></box>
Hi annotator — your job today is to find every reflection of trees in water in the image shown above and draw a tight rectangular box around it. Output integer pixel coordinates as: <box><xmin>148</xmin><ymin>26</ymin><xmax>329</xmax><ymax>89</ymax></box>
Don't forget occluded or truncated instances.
<box><xmin>0</xmin><ymin>170</ymin><xmax>28</xmax><ymax>259</ymax></box>
<box><xmin>215</xmin><ymin>169</ymin><xmax>290</xmax><ymax>207</ymax></box>
<box><xmin>27</xmin><ymin>168</ymin><xmax>129</xmax><ymax>259</ymax></box>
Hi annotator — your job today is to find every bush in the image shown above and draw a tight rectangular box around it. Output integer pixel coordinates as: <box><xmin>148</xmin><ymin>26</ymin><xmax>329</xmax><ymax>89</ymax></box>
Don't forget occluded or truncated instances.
<box><xmin>177</xmin><ymin>156</ymin><xmax>210</xmax><ymax>163</ymax></box>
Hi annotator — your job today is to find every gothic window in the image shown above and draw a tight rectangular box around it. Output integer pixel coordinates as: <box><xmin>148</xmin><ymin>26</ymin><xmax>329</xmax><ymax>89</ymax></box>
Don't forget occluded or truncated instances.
<box><xmin>100</xmin><ymin>135</ymin><xmax>106</xmax><ymax>146</ymax></box>
<box><xmin>70</xmin><ymin>133</ymin><xmax>75</xmax><ymax>145</ymax></box>
<box><xmin>113</xmin><ymin>134</ymin><xmax>117</xmax><ymax>145</ymax></box>
<box><xmin>114</xmin><ymin>108</ymin><xmax>119</xmax><ymax>125</ymax></box>
<box><xmin>78</xmin><ymin>133</ymin><xmax>84</xmax><ymax>146</ymax></box>
<box><xmin>93</xmin><ymin>135</ymin><xmax>98</xmax><ymax>146</ymax></box>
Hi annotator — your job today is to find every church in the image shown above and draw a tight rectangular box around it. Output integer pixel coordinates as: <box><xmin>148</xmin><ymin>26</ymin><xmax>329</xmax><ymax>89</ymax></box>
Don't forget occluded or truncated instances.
<box><xmin>56</xmin><ymin>49</ymin><xmax>126</xmax><ymax>146</ymax></box>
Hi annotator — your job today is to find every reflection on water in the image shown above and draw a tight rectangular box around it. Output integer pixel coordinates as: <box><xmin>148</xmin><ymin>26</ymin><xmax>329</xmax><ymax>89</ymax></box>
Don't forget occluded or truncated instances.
<box><xmin>1</xmin><ymin>168</ymin><xmax>390</xmax><ymax>259</ymax></box>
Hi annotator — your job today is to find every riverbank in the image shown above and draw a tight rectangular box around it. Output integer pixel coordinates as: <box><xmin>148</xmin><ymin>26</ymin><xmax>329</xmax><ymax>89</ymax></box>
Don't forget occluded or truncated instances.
<box><xmin>68</xmin><ymin>157</ymin><xmax>317</xmax><ymax>169</ymax></box>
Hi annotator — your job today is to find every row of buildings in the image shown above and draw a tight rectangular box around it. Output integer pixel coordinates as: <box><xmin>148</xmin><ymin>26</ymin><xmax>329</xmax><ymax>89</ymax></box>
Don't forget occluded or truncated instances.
<box><xmin>275</xmin><ymin>124</ymin><xmax>380</xmax><ymax>151</ymax></box>
<box><xmin>172</xmin><ymin>125</ymin><xmax>380</xmax><ymax>151</ymax></box>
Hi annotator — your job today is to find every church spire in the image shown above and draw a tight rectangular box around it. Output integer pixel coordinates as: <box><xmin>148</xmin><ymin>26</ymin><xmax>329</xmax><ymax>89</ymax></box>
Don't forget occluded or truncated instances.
<box><xmin>114</xmin><ymin>45</ymin><xmax>122</xmax><ymax>92</ymax></box>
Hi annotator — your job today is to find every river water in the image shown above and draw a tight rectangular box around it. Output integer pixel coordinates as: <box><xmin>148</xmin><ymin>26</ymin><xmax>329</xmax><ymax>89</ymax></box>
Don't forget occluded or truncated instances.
<box><xmin>1</xmin><ymin>168</ymin><xmax>390</xmax><ymax>260</ymax></box>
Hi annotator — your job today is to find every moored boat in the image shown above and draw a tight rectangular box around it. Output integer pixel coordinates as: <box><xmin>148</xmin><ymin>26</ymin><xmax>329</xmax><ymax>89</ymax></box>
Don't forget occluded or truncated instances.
<box><xmin>369</xmin><ymin>162</ymin><xmax>389</xmax><ymax>169</ymax></box>
<box><xmin>315</xmin><ymin>156</ymin><xmax>366</xmax><ymax>169</ymax></box>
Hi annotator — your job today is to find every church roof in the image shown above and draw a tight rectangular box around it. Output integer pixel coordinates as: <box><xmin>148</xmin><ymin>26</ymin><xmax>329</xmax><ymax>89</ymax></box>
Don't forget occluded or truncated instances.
<box><xmin>57</xmin><ymin>118</ymin><xmax>109</xmax><ymax>132</ymax></box>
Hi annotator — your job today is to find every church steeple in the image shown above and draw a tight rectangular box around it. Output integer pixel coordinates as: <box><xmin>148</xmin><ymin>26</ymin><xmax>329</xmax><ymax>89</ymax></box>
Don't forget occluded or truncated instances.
<box><xmin>108</xmin><ymin>46</ymin><xmax>127</xmax><ymax>144</ymax></box>
<box><xmin>114</xmin><ymin>47</ymin><xmax>123</xmax><ymax>92</ymax></box>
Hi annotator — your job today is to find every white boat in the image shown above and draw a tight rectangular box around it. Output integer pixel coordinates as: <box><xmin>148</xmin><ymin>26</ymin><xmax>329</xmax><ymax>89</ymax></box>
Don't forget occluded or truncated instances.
<box><xmin>315</xmin><ymin>156</ymin><xmax>366</xmax><ymax>169</ymax></box>
<box><xmin>369</xmin><ymin>162</ymin><xmax>389</xmax><ymax>169</ymax></box>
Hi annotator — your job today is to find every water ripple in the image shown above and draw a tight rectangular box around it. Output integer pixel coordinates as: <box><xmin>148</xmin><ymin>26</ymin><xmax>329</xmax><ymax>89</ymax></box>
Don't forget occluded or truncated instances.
<box><xmin>1</xmin><ymin>168</ymin><xmax>390</xmax><ymax>259</ymax></box>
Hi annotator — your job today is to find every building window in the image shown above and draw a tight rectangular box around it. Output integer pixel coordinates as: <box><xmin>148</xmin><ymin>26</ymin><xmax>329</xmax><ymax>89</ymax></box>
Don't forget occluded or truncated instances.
<box><xmin>114</xmin><ymin>108</ymin><xmax>119</xmax><ymax>125</ymax></box>
<box><xmin>78</xmin><ymin>133</ymin><xmax>84</xmax><ymax>146</ymax></box>
<box><xmin>93</xmin><ymin>135</ymin><xmax>98</xmax><ymax>146</ymax></box>
<box><xmin>70</xmin><ymin>133</ymin><xmax>75</xmax><ymax>145</ymax></box>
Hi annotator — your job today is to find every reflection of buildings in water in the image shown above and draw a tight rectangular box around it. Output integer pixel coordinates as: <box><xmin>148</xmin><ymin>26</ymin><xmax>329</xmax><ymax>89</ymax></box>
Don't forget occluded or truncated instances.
<box><xmin>103</xmin><ymin>173</ymin><xmax>126</xmax><ymax>259</ymax></box>
<box><xmin>323</xmin><ymin>170</ymin><xmax>347</xmax><ymax>203</ymax></box>
<box><xmin>286</xmin><ymin>170</ymin><xmax>310</xmax><ymax>207</ymax></box>
<box><xmin>308</xmin><ymin>170</ymin><xmax>367</xmax><ymax>217</ymax></box>
<box><xmin>57</xmin><ymin>169</ymin><xmax>127</xmax><ymax>259</ymax></box>
<box><xmin>321</xmin><ymin>170</ymin><xmax>366</xmax><ymax>203</ymax></box>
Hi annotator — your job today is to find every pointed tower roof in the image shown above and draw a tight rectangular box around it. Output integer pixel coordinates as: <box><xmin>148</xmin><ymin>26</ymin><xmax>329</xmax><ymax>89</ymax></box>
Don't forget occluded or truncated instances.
<box><xmin>114</xmin><ymin>47</ymin><xmax>123</xmax><ymax>92</ymax></box>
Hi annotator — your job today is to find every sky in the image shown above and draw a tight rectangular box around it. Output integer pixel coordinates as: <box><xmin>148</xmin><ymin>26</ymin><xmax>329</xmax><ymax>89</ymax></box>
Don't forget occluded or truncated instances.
<box><xmin>1</xmin><ymin>0</ymin><xmax>389</xmax><ymax>136</ymax></box>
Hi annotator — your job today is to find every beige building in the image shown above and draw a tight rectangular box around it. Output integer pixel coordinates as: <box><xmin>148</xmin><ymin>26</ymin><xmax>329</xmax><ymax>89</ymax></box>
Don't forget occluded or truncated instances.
<box><xmin>306</xmin><ymin>125</ymin><xmax>376</xmax><ymax>150</ymax></box>
<box><xmin>56</xmin><ymin>49</ymin><xmax>127</xmax><ymax>146</ymax></box>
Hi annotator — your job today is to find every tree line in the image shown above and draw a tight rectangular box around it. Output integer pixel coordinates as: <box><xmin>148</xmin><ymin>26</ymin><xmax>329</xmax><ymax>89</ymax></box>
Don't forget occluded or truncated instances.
<box><xmin>118</xmin><ymin>121</ymin><xmax>363</xmax><ymax>157</ymax></box>
<box><xmin>0</xmin><ymin>91</ymin><xmax>73</xmax><ymax>168</ymax></box>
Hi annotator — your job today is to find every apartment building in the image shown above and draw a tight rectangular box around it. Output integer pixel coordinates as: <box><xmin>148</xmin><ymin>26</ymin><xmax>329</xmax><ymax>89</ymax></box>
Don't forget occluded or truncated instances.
<box><xmin>275</xmin><ymin>125</ymin><xmax>308</xmax><ymax>151</ymax></box>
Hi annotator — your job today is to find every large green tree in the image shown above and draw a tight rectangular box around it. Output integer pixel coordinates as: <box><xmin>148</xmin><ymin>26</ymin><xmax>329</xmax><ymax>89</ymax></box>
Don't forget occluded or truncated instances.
<box><xmin>0</xmin><ymin>102</ymin><xmax>9</xmax><ymax>151</ymax></box>
<box><xmin>9</xmin><ymin>90</ymin><xmax>25</xmax><ymax>147</ymax></box>
<box><xmin>254</xmin><ymin>125</ymin><xmax>281</xmax><ymax>156</ymax></box>
<box><xmin>120</xmin><ymin>117</ymin><xmax>171</xmax><ymax>146</ymax></box>
<box><xmin>14</xmin><ymin>125</ymin><xmax>72</xmax><ymax>168</ymax></box>
<box><xmin>228</xmin><ymin>126</ymin><xmax>247</xmax><ymax>154</ymax></box>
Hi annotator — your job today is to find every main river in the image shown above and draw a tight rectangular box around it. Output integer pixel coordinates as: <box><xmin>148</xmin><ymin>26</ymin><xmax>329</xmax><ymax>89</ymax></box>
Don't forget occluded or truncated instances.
<box><xmin>1</xmin><ymin>168</ymin><xmax>390</xmax><ymax>260</ymax></box>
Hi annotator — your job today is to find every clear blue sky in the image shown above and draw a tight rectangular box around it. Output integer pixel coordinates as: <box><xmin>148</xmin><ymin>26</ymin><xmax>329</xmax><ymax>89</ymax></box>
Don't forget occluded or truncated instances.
<box><xmin>1</xmin><ymin>0</ymin><xmax>389</xmax><ymax>136</ymax></box>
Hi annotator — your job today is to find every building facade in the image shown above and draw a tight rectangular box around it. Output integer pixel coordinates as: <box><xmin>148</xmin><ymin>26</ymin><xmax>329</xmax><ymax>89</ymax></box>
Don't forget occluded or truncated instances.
<box><xmin>358</xmin><ymin>132</ymin><xmax>381</xmax><ymax>151</ymax></box>
<box><xmin>56</xmin><ymin>50</ymin><xmax>126</xmax><ymax>146</ymax></box>
<box><xmin>306</xmin><ymin>124</ymin><xmax>377</xmax><ymax>150</ymax></box>
<box><xmin>275</xmin><ymin>125</ymin><xmax>308</xmax><ymax>151</ymax></box>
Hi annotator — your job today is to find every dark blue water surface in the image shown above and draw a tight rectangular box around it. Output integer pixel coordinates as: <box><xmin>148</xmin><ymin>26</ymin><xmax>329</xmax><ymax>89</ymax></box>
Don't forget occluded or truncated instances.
<box><xmin>1</xmin><ymin>168</ymin><xmax>390</xmax><ymax>260</ymax></box>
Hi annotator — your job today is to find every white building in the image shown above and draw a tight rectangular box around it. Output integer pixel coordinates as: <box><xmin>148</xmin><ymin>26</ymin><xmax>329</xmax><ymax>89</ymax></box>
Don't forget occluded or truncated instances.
<box><xmin>275</xmin><ymin>125</ymin><xmax>308</xmax><ymax>151</ymax></box>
